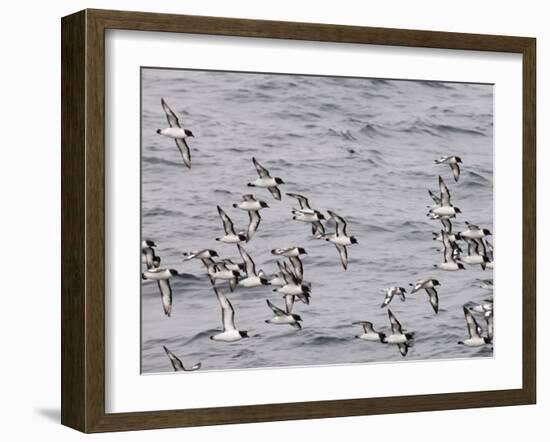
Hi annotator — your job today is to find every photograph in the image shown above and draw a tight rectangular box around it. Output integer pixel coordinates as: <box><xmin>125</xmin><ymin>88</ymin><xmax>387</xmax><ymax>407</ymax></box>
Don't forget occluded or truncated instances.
<box><xmin>140</xmin><ymin>67</ymin><xmax>494</xmax><ymax>374</ymax></box>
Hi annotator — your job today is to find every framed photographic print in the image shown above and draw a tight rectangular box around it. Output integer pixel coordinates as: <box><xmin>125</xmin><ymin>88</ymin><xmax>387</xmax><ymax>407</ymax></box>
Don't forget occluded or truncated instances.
<box><xmin>61</xmin><ymin>9</ymin><xmax>536</xmax><ymax>433</ymax></box>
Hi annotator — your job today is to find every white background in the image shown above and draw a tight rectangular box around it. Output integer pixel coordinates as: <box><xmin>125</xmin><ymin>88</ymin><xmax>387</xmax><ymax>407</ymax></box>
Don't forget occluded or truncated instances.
<box><xmin>0</xmin><ymin>0</ymin><xmax>546</xmax><ymax>440</ymax></box>
<box><xmin>106</xmin><ymin>31</ymin><xmax>522</xmax><ymax>413</ymax></box>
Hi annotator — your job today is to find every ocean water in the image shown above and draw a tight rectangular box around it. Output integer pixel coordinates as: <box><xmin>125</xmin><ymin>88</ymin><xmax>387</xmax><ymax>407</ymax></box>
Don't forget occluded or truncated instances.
<box><xmin>140</xmin><ymin>68</ymin><xmax>494</xmax><ymax>374</ymax></box>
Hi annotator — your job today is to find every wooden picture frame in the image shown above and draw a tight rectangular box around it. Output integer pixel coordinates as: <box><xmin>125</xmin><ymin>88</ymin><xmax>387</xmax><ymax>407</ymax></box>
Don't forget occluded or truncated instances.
<box><xmin>61</xmin><ymin>9</ymin><xmax>536</xmax><ymax>433</ymax></box>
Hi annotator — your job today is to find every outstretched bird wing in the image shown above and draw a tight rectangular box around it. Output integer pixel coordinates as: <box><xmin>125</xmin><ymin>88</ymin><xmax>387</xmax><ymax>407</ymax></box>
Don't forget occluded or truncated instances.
<box><xmin>312</xmin><ymin>220</ymin><xmax>325</xmax><ymax>236</ymax></box>
<box><xmin>268</xmin><ymin>186</ymin><xmax>282</xmax><ymax>200</ymax></box>
<box><xmin>388</xmin><ymin>309</ymin><xmax>403</xmax><ymax>335</ymax></box>
<box><xmin>289</xmin><ymin>256</ymin><xmax>304</xmax><ymax>281</ymax></box>
<box><xmin>286</xmin><ymin>193</ymin><xmax>311</xmax><ymax>210</ymax></box>
<box><xmin>175</xmin><ymin>138</ymin><xmax>191</xmax><ymax>168</ymax></box>
<box><xmin>284</xmin><ymin>294</ymin><xmax>295</xmax><ymax>313</ymax></box>
<box><xmin>328</xmin><ymin>210</ymin><xmax>348</xmax><ymax>236</ymax></box>
<box><xmin>237</xmin><ymin>244</ymin><xmax>256</xmax><ymax>277</ymax></box>
<box><xmin>214</xmin><ymin>288</ymin><xmax>236</xmax><ymax>332</ymax></box>
<box><xmin>247</xmin><ymin>210</ymin><xmax>261</xmax><ymax>241</ymax></box>
<box><xmin>352</xmin><ymin>321</ymin><xmax>374</xmax><ymax>334</ymax></box>
<box><xmin>163</xmin><ymin>345</ymin><xmax>185</xmax><ymax>371</ymax></box>
<box><xmin>157</xmin><ymin>279</ymin><xmax>173</xmax><ymax>317</ymax></box>
<box><xmin>266</xmin><ymin>299</ymin><xmax>287</xmax><ymax>317</ymax></box>
<box><xmin>426</xmin><ymin>287</ymin><xmax>439</xmax><ymax>314</ymax></box>
<box><xmin>252</xmin><ymin>157</ymin><xmax>271</xmax><ymax>178</ymax></box>
<box><xmin>335</xmin><ymin>244</ymin><xmax>348</xmax><ymax>270</ymax></box>
<box><xmin>428</xmin><ymin>189</ymin><xmax>441</xmax><ymax>205</ymax></box>
<box><xmin>217</xmin><ymin>206</ymin><xmax>236</xmax><ymax>235</ymax></box>
<box><xmin>161</xmin><ymin>98</ymin><xmax>181</xmax><ymax>128</ymax></box>
<box><xmin>450</xmin><ymin>162</ymin><xmax>460</xmax><ymax>182</ymax></box>
<box><xmin>441</xmin><ymin>217</ymin><xmax>452</xmax><ymax>234</ymax></box>
<box><xmin>463</xmin><ymin>306</ymin><xmax>482</xmax><ymax>338</ymax></box>
<box><xmin>438</xmin><ymin>176</ymin><xmax>451</xmax><ymax>206</ymax></box>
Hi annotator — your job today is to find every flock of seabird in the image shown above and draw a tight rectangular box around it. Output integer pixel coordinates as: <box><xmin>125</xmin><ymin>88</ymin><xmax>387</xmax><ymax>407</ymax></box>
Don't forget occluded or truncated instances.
<box><xmin>143</xmin><ymin>98</ymin><xmax>494</xmax><ymax>371</ymax></box>
<box><xmin>350</xmin><ymin>156</ymin><xmax>494</xmax><ymax>356</ymax></box>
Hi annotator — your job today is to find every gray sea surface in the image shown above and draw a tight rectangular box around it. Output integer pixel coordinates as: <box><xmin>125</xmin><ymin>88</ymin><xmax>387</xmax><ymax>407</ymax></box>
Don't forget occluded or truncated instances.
<box><xmin>141</xmin><ymin>68</ymin><xmax>494</xmax><ymax>374</ymax></box>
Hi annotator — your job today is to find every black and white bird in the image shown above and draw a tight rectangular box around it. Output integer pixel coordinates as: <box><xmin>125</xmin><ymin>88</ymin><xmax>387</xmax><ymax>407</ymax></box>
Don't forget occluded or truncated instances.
<box><xmin>434</xmin><ymin>230</ymin><xmax>465</xmax><ymax>271</ymax></box>
<box><xmin>272</xmin><ymin>248</ymin><xmax>306</xmax><ymax>282</ymax></box>
<box><xmin>271</xmin><ymin>247</ymin><xmax>307</xmax><ymax>258</ymax></box>
<box><xmin>264</xmin><ymin>299</ymin><xmax>302</xmax><ymax>329</ymax></box>
<box><xmin>142</xmin><ymin>239</ymin><xmax>156</xmax><ymax>249</ymax></box>
<box><xmin>218</xmin><ymin>258</ymin><xmax>246</xmax><ymax>272</ymax></box>
<box><xmin>435</xmin><ymin>156</ymin><xmax>462</xmax><ymax>182</ymax></box>
<box><xmin>286</xmin><ymin>192</ymin><xmax>322</xmax><ymax>216</ymax></box>
<box><xmin>287</xmin><ymin>193</ymin><xmax>326</xmax><ymax>235</ymax></box>
<box><xmin>142</xmin><ymin>240</ymin><xmax>158</xmax><ymax>269</ymax></box>
<box><xmin>353</xmin><ymin>321</ymin><xmax>386</xmax><ymax>342</ymax></box>
<box><xmin>156</xmin><ymin>98</ymin><xmax>194</xmax><ymax>169</ymax></box>
<box><xmin>382</xmin><ymin>309</ymin><xmax>415</xmax><ymax>357</ymax></box>
<box><xmin>210</xmin><ymin>288</ymin><xmax>249</xmax><ymax>342</ymax></box>
<box><xmin>273</xmin><ymin>261</ymin><xmax>311</xmax><ymax>304</ymax></box>
<box><xmin>458</xmin><ymin>306</ymin><xmax>491</xmax><ymax>347</ymax></box>
<box><xmin>246</xmin><ymin>210</ymin><xmax>262</xmax><ymax>242</ymax></box>
<box><xmin>273</xmin><ymin>277</ymin><xmax>311</xmax><ymax>300</ymax></box>
<box><xmin>202</xmin><ymin>259</ymin><xmax>240</xmax><ymax>292</ymax></box>
<box><xmin>232</xmin><ymin>194</ymin><xmax>269</xmax><ymax>212</ymax></box>
<box><xmin>322</xmin><ymin>210</ymin><xmax>358</xmax><ymax>270</ymax></box>
<box><xmin>461</xmin><ymin>238</ymin><xmax>490</xmax><ymax>270</ymax></box>
<box><xmin>409</xmin><ymin>279</ymin><xmax>440</xmax><ymax>313</ymax></box>
<box><xmin>215</xmin><ymin>206</ymin><xmax>247</xmax><ymax>244</ymax></box>
<box><xmin>428</xmin><ymin>176</ymin><xmax>461</xmax><ymax>218</ymax></box>
<box><xmin>237</xmin><ymin>244</ymin><xmax>269</xmax><ymax>288</ymax></box>
<box><xmin>142</xmin><ymin>268</ymin><xmax>179</xmax><ymax>317</ymax></box>
<box><xmin>265</xmin><ymin>270</ymin><xmax>286</xmax><ymax>287</ymax></box>
<box><xmin>163</xmin><ymin>345</ymin><xmax>201</xmax><ymax>371</ymax></box>
<box><xmin>464</xmin><ymin>299</ymin><xmax>493</xmax><ymax>317</ymax></box>
<box><xmin>182</xmin><ymin>249</ymin><xmax>219</xmax><ymax>261</ymax></box>
<box><xmin>380</xmin><ymin>286</ymin><xmax>407</xmax><ymax>308</ymax></box>
<box><xmin>292</xmin><ymin>209</ymin><xmax>326</xmax><ymax>234</ymax></box>
<box><xmin>229</xmin><ymin>196</ymin><xmax>266</xmax><ymax>241</ymax></box>
<box><xmin>459</xmin><ymin>221</ymin><xmax>492</xmax><ymax>240</ymax></box>
<box><xmin>427</xmin><ymin>189</ymin><xmax>442</xmax><ymax>209</ymax></box>
<box><xmin>271</xmin><ymin>249</ymin><xmax>307</xmax><ymax>282</ymax></box>
<box><xmin>432</xmin><ymin>217</ymin><xmax>461</xmax><ymax>241</ymax></box>
<box><xmin>464</xmin><ymin>299</ymin><xmax>493</xmax><ymax>343</ymax></box>
<box><xmin>247</xmin><ymin>157</ymin><xmax>285</xmax><ymax>200</ymax></box>
<box><xmin>287</xmin><ymin>254</ymin><xmax>304</xmax><ymax>282</ymax></box>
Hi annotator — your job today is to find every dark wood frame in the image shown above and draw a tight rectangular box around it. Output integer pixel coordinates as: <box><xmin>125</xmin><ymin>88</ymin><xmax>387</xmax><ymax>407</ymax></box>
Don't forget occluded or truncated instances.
<box><xmin>61</xmin><ymin>8</ymin><xmax>536</xmax><ymax>433</ymax></box>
